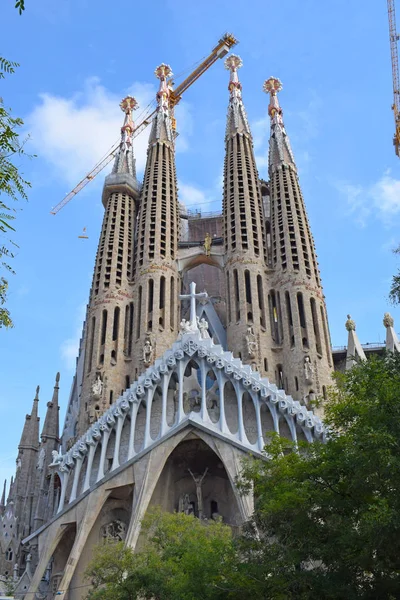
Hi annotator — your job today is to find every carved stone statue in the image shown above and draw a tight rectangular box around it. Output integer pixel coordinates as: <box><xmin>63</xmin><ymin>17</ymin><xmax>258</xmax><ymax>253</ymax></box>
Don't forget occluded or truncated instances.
<box><xmin>143</xmin><ymin>338</ymin><xmax>154</xmax><ymax>365</ymax></box>
<box><xmin>345</xmin><ymin>314</ymin><xmax>356</xmax><ymax>331</ymax></box>
<box><xmin>197</xmin><ymin>317</ymin><xmax>210</xmax><ymax>339</ymax></box>
<box><xmin>179</xmin><ymin>318</ymin><xmax>195</xmax><ymax>335</ymax></box>
<box><xmin>245</xmin><ymin>325</ymin><xmax>258</xmax><ymax>358</ymax></box>
<box><xmin>203</xmin><ymin>232</ymin><xmax>212</xmax><ymax>256</ymax></box>
<box><xmin>101</xmin><ymin>519</ymin><xmax>127</xmax><ymax>542</ymax></box>
<box><xmin>37</xmin><ymin>447</ymin><xmax>46</xmax><ymax>471</ymax></box>
<box><xmin>304</xmin><ymin>356</ymin><xmax>314</xmax><ymax>383</ymax></box>
<box><xmin>188</xmin><ymin>468</ymin><xmax>208</xmax><ymax>519</ymax></box>
<box><xmin>383</xmin><ymin>312</ymin><xmax>394</xmax><ymax>328</ymax></box>
<box><xmin>178</xmin><ymin>493</ymin><xmax>191</xmax><ymax>515</ymax></box>
<box><xmin>50</xmin><ymin>450</ymin><xmax>62</xmax><ymax>465</ymax></box>
<box><xmin>92</xmin><ymin>375</ymin><xmax>103</xmax><ymax>399</ymax></box>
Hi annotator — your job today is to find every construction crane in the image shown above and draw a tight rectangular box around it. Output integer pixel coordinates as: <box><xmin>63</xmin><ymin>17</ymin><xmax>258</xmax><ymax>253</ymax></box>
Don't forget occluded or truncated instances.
<box><xmin>388</xmin><ymin>0</ymin><xmax>400</xmax><ymax>156</ymax></box>
<box><xmin>50</xmin><ymin>33</ymin><xmax>238</xmax><ymax>215</ymax></box>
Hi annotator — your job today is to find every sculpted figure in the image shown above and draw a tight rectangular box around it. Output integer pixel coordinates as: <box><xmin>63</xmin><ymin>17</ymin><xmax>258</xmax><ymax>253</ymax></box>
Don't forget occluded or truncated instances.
<box><xmin>188</xmin><ymin>467</ymin><xmax>208</xmax><ymax>519</ymax></box>
<box><xmin>92</xmin><ymin>375</ymin><xmax>103</xmax><ymax>399</ymax></box>
<box><xmin>143</xmin><ymin>338</ymin><xmax>154</xmax><ymax>365</ymax></box>
<box><xmin>179</xmin><ymin>318</ymin><xmax>194</xmax><ymax>335</ymax></box>
<box><xmin>245</xmin><ymin>325</ymin><xmax>258</xmax><ymax>358</ymax></box>
<box><xmin>37</xmin><ymin>447</ymin><xmax>46</xmax><ymax>471</ymax></box>
<box><xmin>197</xmin><ymin>317</ymin><xmax>210</xmax><ymax>339</ymax></box>
<box><xmin>304</xmin><ymin>356</ymin><xmax>314</xmax><ymax>383</ymax></box>
<box><xmin>204</xmin><ymin>232</ymin><xmax>212</xmax><ymax>256</ymax></box>
<box><xmin>50</xmin><ymin>450</ymin><xmax>62</xmax><ymax>465</ymax></box>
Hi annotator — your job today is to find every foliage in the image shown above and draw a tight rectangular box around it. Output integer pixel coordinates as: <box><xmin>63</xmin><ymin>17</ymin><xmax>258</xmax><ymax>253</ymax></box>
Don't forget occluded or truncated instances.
<box><xmin>389</xmin><ymin>245</ymin><xmax>400</xmax><ymax>304</ymax></box>
<box><xmin>237</xmin><ymin>352</ymin><xmax>400</xmax><ymax>599</ymax></box>
<box><xmin>85</xmin><ymin>508</ymin><xmax>242</xmax><ymax>600</ymax></box>
<box><xmin>0</xmin><ymin>57</ymin><xmax>32</xmax><ymax>328</ymax></box>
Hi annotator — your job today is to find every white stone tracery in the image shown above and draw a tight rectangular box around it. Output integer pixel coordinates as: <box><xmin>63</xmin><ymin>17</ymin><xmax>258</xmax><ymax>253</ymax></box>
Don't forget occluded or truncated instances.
<box><xmin>51</xmin><ymin>328</ymin><xmax>324</xmax><ymax>514</ymax></box>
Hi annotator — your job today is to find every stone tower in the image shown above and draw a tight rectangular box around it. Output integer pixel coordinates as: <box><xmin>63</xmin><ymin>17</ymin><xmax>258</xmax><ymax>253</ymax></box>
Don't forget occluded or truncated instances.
<box><xmin>33</xmin><ymin>373</ymin><xmax>60</xmax><ymax>532</ymax></box>
<box><xmin>13</xmin><ymin>386</ymin><xmax>40</xmax><ymax>540</ymax></box>
<box><xmin>222</xmin><ymin>55</ymin><xmax>271</xmax><ymax>375</ymax></box>
<box><xmin>77</xmin><ymin>96</ymin><xmax>141</xmax><ymax>436</ymax></box>
<box><xmin>263</xmin><ymin>77</ymin><xmax>333</xmax><ymax>405</ymax></box>
<box><xmin>132</xmin><ymin>64</ymin><xmax>180</xmax><ymax>375</ymax></box>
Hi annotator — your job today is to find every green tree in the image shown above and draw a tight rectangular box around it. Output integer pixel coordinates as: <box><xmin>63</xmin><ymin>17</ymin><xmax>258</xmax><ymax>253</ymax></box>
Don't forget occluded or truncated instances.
<box><xmin>389</xmin><ymin>246</ymin><xmax>400</xmax><ymax>304</ymax></box>
<box><xmin>0</xmin><ymin>57</ymin><xmax>31</xmax><ymax>328</ymax></box>
<box><xmin>237</xmin><ymin>352</ymin><xmax>400</xmax><ymax>599</ymax></box>
<box><xmin>85</xmin><ymin>508</ymin><xmax>241</xmax><ymax>600</ymax></box>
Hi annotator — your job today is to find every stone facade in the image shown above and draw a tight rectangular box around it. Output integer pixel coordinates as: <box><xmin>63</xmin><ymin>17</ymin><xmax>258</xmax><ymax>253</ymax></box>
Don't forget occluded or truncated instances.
<box><xmin>1</xmin><ymin>53</ymin><xmax>377</xmax><ymax>599</ymax></box>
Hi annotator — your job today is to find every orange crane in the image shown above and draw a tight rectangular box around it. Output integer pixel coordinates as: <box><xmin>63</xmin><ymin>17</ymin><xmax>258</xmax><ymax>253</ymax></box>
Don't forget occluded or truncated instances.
<box><xmin>388</xmin><ymin>0</ymin><xmax>400</xmax><ymax>156</ymax></box>
<box><xmin>50</xmin><ymin>33</ymin><xmax>238</xmax><ymax>215</ymax></box>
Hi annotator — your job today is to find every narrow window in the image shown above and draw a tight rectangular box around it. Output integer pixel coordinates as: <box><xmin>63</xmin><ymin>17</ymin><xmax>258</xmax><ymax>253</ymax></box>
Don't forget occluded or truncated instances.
<box><xmin>257</xmin><ymin>275</ymin><xmax>266</xmax><ymax>328</ymax></box>
<box><xmin>101</xmin><ymin>310</ymin><xmax>108</xmax><ymax>345</ymax></box>
<box><xmin>285</xmin><ymin>291</ymin><xmax>295</xmax><ymax>347</ymax></box>
<box><xmin>234</xmin><ymin>269</ymin><xmax>240</xmax><ymax>321</ymax></box>
<box><xmin>137</xmin><ymin>286</ymin><xmax>142</xmax><ymax>339</ymax></box>
<box><xmin>170</xmin><ymin>277</ymin><xmax>175</xmax><ymax>329</ymax></box>
<box><xmin>109</xmin><ymin>390</ymin><xmax>113</xmax><ymax>405</ymax></box>
<box><xmin>87</xmin><ymin>316</ymin><xmax>95</xmax><ymax>373</ymax></box>
<box><xmin>268</xmin><ymin>290</ymin><xmax>280</xmax><ymax>343</ymax></box>
<box><xmin>322</xmin><ymin>385</ymin><xmax>327</xmax><ymax>400</ymax></box>
<box><xmin>159</xmin><ymin>276</ymin><xmax>165</xmax><ymax>329</ymax></box>
<box><xmin>126</xmin><ymin>375</ymin><xmax>130</xmax><ymax>389</ymax></box>
<box><xmin>310</xmin><ymin>298</ymin><xmax>322</xmax><ymax>355</ymax></box>
<box><xmin>148</xmin><ymin>279</ymin><xmax>154</xmax><ymax>331</ymax></box>
<box><xmin>295</xmin><ymin>376</ymin><xmax>299</xmax><ymax>391</ymax></box>
<box><xmin>276</xmin><ymin>364</ymin><xmax>284</xmax><ymax>388</ymax></box>
<box><xmin>226</xmin><ymin>271</ymin><xmax>231</xmax><ymax>322</ymax></box>
<box><xmin>112</xmin><ymin>306</ymin><xmax>120</xmax><ymax>342</ymax></box>
<box><xmin>264</xmin><ymin>357</ymin><xmax>268</xmax><ymax>372</ymax></box>
<box><xmin>245</xmin><ymin>270</ymin><xmax>253</xmax><ymax>323</ymax></box>
<box><xmin>128</xmin><ymin>302</ymin><xmax>134</xmax><ymax>356</ymax></box>
<box><xmin>297</xmin><ymin>292</ymin><xmax>309</xmax><ymax>348</ymax></box>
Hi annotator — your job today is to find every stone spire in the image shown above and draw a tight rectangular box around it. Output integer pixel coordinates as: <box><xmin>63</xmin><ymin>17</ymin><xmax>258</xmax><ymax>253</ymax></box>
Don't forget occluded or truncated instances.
<box><xmin>224</xmin><ymin>54</ymin><xmax>251</xmax><ymax>137</ymax></box>
<box><xmin>41</xmin><ymin>373</ymin><xmax>60</xmax><ymax>444</ymax></box>
<box><xmin>7</xmin><ymin>476</ymin><xmax>14</xmax><ymax>504</ymax></box>
<box><xmin>222</xmin><ymin>55</ymin><xmax>269</xmax><ymax>373</ymax></box>
<box><xmin>345</xmin><ymin>314</ymin><xmax>366</xmax><ymax>370</ymax></box>
<box><xmin>0</xmin><ymin>479</ymin><xmax>6</xmax><ymax>515</ymax></box>
<box><xmin>76</xmin><ymin>98</ymin><xmax>141</xmax><ymax>437</ymax></box>
<box><xmin>263</xmin><ymin>77</ymin><xmax>296</xmax><ymax>171</ymax></box>
<box><xmin>18</xmin><ymin>386</ymin><xmax>40</xmax><ymax>451</ymax></box>
<box><xmin>148</xmin><ymin>63</ymin><xmax>175</xmax><ymax>144</ymax></box>
<box><xmin>262</xmin><ymin>77</ymin><xmax>333</xmax><ymax>406</ymax></box>
<box><xmin>111</xmin><ymin>96</ymin><xmax>138</xmax><ymax>177</ymax></box>
<box><xmin>132</xmin><ymin>63</ymin><xmax>180</xmax><ymax>374</ymax></box>
<box><xmin>383</xmin><ymin>312</ymin><xmax>400</xmax><ymax>352</ymax></box>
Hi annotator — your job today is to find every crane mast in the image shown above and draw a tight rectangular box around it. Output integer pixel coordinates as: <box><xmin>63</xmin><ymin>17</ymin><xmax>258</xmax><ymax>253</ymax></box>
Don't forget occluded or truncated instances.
<box><xmin>388</xmin><ymin>0</ymin><xmax>400</xmax><ymax>156</ymax></box>
<box><xmin>51</xmin><ymin>33</ymin><xmax>238</xmax><ymax>215</ymax></box>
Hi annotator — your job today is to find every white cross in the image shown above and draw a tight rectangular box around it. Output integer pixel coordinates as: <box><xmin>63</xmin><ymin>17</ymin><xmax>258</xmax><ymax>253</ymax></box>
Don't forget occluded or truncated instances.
<box><xmin>179</xmin><ymin>282</ymin><xmax>208</xmax><ymax>329</ymax></box>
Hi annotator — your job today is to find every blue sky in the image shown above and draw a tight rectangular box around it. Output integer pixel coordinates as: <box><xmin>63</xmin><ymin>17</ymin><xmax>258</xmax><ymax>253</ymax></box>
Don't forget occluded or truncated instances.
<box><xmin>1</xmin><ymin>0</ymin><xmax>400</xmax><ymax>487</ymax></box>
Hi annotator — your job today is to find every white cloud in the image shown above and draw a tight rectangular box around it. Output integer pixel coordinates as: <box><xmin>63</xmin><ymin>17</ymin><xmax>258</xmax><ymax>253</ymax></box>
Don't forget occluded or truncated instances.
<box><xmin>26</xmin><ymin>77</ymin><xmax>193</xmax><ymax>187</ymax></box>
<box><xmin>60</xmin><ymin>303</ymin><xmax>86</xmax><ymax>370</ymax></box>
<box><xmin>178</xmin><ymin>182</ymin><xmax>208</xmax><ymax>207</ymax></box>
<box><xmin>338</xmin><ymin>170</ymin><xmax>400</xmax><ymax>227</ymax></box>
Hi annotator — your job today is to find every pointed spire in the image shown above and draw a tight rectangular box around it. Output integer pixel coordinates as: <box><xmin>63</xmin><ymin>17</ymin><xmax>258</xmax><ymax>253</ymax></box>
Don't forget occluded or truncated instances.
<box><xmin>0</xmin><ymin>479</ymin><xmax>6</xmax><ymax>514</ymax></box>
<box><xmin>7</xmin><ymin>476</ymin><xmax>14</xmax><ymax>504</ymax></box>
<box><xmin>18</xmin><ymin>385</ymin><xmax>40</xmax><ymax>451</ymax></box>
<box><xmin>41</xmin><ymin>372</ymin><xmax>60</xmax><ymax>444</ymax></box>
<box><xmin>112</xmin><ymin>95</ymin><xmax>139</xmax><ymax>177</ymax></box>
<box><xmin>383</xmin><ymin>312</ymin><xmax>400</xmax><ymax>352</ymax></box>
<box><xmin>263</xmin><ymin>77</ymin><xmax>296</xmax><ymax>171</ymax></box>
<box><xmin>224</xmin><ymin>54</ymin><xmax>250</xmax><ymax>137</ymax></box>
<box><xmin>345</xmin><ymin>314</ymin><xmax>366</xmax><ymax>370</ymax></box>
<box><xmin>149</xmin><ymin>63</ymin><xmax>175</xmax><ymax>144</ymax></box>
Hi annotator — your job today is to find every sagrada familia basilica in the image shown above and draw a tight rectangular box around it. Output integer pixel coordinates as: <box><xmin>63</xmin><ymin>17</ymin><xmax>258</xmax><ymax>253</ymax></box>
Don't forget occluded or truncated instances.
<box><xmin>1</xmin><ymin>41</ymin><xmax>399</xmax><ymax>599</ymax></box>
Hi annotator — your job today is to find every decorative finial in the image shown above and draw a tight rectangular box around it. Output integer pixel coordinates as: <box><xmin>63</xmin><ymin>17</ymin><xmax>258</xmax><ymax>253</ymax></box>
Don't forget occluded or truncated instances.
<box><xmin>119</xmin><ymin>96</ymin><xmax>138</xmax><ymax>150</ymax></box>
<box><xmin>345</xmin><ymin>314</ymin><xmax>356</xmax><ymax>331</ymax></box>
<box><xmin>154</xmin><ymin>63</ymin><xmax>173</xmax><ymax>112</ymax></box>
<box><xmin>383</xmin><ymin>312</ymin><xmax>394</xmax><ymax>328</ymax></box>
<box><xmin>55</xmin><ymin>372</ymin><xmax>60</xmax><ymax>384</ymax></box>
<box><xmin>224</xmin><ymin>54</ymin><xmax>243</xmax><ymax>97</ymax></box>
<box><xmin>35</xmin><ymin>385</ymin><xmax>40</xmax><ymax>399</ymax></box>
<box><xmin>263</xmin><ymin>77</ymin><xmax>284</xmax><ymax>121</ymax></box>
